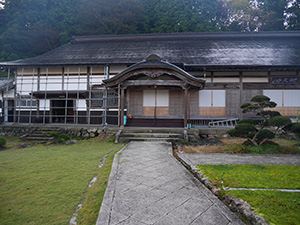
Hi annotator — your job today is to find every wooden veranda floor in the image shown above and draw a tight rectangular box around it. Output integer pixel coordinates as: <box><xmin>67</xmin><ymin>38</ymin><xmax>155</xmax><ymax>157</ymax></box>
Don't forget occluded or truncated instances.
<box><xmin>125</xmin><ymin>118</ymin><xmax>184</xmax><ymax>128</ymax></box>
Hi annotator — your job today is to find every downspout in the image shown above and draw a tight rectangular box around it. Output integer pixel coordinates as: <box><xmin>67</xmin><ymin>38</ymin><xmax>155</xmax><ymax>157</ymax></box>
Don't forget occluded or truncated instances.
<box><xmin>104</xmin><ymin>66</ymin><xmax>109</xmax><ymax>126</ymax></box>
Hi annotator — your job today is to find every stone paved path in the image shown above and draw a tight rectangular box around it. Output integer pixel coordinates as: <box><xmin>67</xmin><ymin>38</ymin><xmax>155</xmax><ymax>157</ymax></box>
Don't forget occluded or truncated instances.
<box><xmin>96</xmin><ymin>142</ymin><xmax>244</xmax><ymax>225</ymax></box>
<box><xmin>178</xmin><ymin>153</ymin><xmax>300</xmax><ymax>166</ymax></box>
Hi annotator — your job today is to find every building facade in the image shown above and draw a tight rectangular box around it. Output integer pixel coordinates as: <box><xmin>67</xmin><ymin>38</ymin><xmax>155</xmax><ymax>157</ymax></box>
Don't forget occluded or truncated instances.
<box><xmin>0</xmin><ymin>32</ymin><xmax>300</xmax><ymax>127</ymax></box>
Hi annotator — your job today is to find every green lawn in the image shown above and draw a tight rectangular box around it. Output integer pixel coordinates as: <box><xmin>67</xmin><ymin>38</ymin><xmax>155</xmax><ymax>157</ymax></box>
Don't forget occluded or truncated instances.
<box><xmin>196</xmin><ymin>165</ymin><xmax>300</xmax><ymax>189</ymax></box>
<box><xmin>0</xmin><ymin>138</ymin><xmax>121</xmax><ymax>225</ymax></box>
<box><xmin>197</xmin><ymin>164</ymin><xmax>300</xmax><ymax>225</ymax></box>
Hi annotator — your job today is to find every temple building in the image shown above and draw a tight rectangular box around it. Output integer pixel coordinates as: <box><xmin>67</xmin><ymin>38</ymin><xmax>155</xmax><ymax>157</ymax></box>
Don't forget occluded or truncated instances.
<box><xmin>0</xmin><ymin>32</ymin><xmax>299</xmax><ymax>127</ymax></box>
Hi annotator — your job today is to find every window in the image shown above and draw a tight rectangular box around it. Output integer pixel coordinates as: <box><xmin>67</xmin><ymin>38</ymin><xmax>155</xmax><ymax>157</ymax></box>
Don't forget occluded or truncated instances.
<box><xmin>16</xmin><ymin>99</ymin><xmax>37</xmax><ymax>108</ymax></box>
<box><xmin>91</xmin><ymin>91</ymin><xmax>104</xmax><ymax>107</ymax></box>
<box><xmin>199</xmin><ymin>90</ymin><xmax>225</xmax><ymax>107</ymax></box>
<box><xmin>263</xmin><ymin>90</ymin><xmax>282</xmax><ymax>106</ymax></box>
<box><xmin>284</xmin><ymin>90</ymin><xmax>300</xmax><ymax>107</ymax></box>
<box><xmin>143</xmin><ymin>90</ymin><xmax>169</xmax><ymax>107</ymax></box>
<box><xmin>107</xmin><ymin>90</ymin><xmax>118</xmax><ymax>107</ymax></box>
<box><xmin>263</xmin><ymin>90</ymin><xmax>300</xmax><ymax>107</ymax></box>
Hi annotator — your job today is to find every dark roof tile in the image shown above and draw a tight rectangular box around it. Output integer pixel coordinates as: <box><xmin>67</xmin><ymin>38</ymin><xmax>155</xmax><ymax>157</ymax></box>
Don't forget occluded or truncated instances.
<box><xmin>1</xmin><ymin>32</ymin><xmax>300</xmax><ymax>67</ymax></box>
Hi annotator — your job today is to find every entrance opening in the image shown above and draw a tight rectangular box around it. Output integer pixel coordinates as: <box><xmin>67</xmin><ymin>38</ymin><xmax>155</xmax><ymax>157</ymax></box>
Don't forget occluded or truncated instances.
<box><xmin>143</xmin><ymin>90</ymin><xmax>169</xmax><ymax>116</ymax></box>
<box><xmin>51</xmin><ymin>100</ymin><xmax>74</xmax><ymax>123</ymax></box>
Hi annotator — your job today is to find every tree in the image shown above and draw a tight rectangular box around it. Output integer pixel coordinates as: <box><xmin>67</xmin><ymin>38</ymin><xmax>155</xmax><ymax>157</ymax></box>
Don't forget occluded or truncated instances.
<box><xmin>286</xmin><ymin>0</ymin><xmax>300</xmax><ymax>30</ymax></box>
<box><xmin>258</xmin><ymin>0</ymin><xmax>288</xmax><ymax>31</ymax></box>
<box><xmin>228</xmin><ymin>95</ymin><xmax>287</xmax><ymax>146</ymax></box>
<box><xmin>78</xmin><ymin>0</ymin><xmax>145</xmax><ymax>35</ymax></box>
<box><xmin>140</xmin><ymin>0</ymin><xmax>226</xmax><ymax>33</ymax></box>
<box><xmin>269</xmin><ymin>116</ymin><xmax>292</xmax><ymax>134</ymax></box>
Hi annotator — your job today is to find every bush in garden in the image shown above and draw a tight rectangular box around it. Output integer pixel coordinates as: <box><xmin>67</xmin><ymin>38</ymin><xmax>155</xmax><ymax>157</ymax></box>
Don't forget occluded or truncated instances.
<box><xmin>291</xmin><ymin>123</ymin><xmax>300</xmax><ymax>134</ymax></box>
<box><xmin>268</xmin><ymin>116</ymin><xmax>292</xmax><ymax>134</ymax></box>
<box><xmin>50</xmin><ymin>132</ymin><xmax>71</xmax><ymax>143</ymax></box>
<box><xmin>228</xmin><ymin>123</ymin><xmax>257</xmax><ymax>138</ymax></box>
<box><xmin>230</xmin><ymin>95</ymin><xmax>291</xmax><ymax>146</ymax></box>
<box><xmin>0</xmin><ymin>137</ymin><xmax>6</xmax><ymax>147</ymax></box>
<box><xmin>256</xmin><ymin>129</ymin><xmax>275</xmax><ymax>143</ymax></box>
<box><xmin>238</xmin><ymin>119</ymin><xmax>262</xmax><ymax>125</ymax></box>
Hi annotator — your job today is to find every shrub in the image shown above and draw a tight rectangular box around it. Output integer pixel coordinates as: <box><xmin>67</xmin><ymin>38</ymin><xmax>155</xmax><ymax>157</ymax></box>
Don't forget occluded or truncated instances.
<box><xmin>50</xmin><ymin>132</ymin><xmax>71</xmax><ymax>143</ymax></box>
<box><xmin>224</xmin><ymin>144</ymin><xmax>250</xmax><ymax>154</ymax></box>
<box><xmin>227</xmin><ymin>129</ymin><xmax>239</xmax><ymax>137</ymax></box>
<box><xmin>269</xmin><ymin>116</ymin><xmax>292</xmax><ymax>129</ymax></box>
<box><xmin>60</xmin><ymin>134</ymin><xmax>71</xmax><ymax>141</ymax></box>
<box><xmin>0</xmin><ymin>137</ymin><xmax>6</xmax><ymax>147</ymax></box>
<box><xmin>238</xmin><ymin>119</ymin><xmax>261</xmax><ymax>125</ymax></box>
<box><xmin>291</xmin><ymin>123</ymin><xmax>300</xmax><ymax>134</ymax></box>
<box><xmin>234</xmin><ymin>123</ymin><xmax>257</xmax><ymax>137</ymax></box>
<box><xmin>256</xmin><ymin>129</ymin><xmax>275</xmax><ymax>142</ymax></box>
<box><xmin>50</xmin><ymin>131</ymin><xmax>60</xmax><ymax>138</ymax></box>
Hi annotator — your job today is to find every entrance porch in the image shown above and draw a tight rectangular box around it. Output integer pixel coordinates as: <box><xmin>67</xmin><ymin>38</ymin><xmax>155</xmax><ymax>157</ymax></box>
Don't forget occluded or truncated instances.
<box><xmin>103</xmin><ymin>55</ymin><xmax>205</xmax><ymax>128</ymax></box>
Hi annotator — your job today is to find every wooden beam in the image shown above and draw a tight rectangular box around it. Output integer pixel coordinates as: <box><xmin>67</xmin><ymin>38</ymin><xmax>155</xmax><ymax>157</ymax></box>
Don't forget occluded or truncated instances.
<box><xmin>37</xmin><ymin>67</ymin><xmax>41</xmax><ymax>91</ymax></box>
<box><xmin>120</xmin><ymin>88</ymin><xmax>125</xmax><ymax>127</ymax></box>
<box><xmin>123</xmin><ymin>80</ymin><xmax>186</xmax><ymax>87</ymax></box>
<box><xmin>184</xmin><ymin>88</ymin><xmax>188</xmax><ymax>128</ymax></box>
<box><xmin>239</xmin><ymin>71</ymin><xmax>243</xmax><ymax>119</ymax></box>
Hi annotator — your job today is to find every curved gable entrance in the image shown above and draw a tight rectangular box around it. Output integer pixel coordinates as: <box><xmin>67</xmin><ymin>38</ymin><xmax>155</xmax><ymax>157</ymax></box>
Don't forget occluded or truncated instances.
<box><xmin>103</xmin><ymin>55</ymin><xmax>205</xmax><ymax>127</ymax></box>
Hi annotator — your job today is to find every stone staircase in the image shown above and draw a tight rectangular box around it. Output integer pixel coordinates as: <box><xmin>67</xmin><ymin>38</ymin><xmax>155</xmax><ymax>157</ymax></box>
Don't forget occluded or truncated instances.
<box><xmin>116</xmin><ymin>128</ymin><xmax>186</xmax><ymax>143</ymax></box>
<box><xmin>20</xmin><ymin>127</ymin><xmax>61</xmax><ymax>141</ymax></box>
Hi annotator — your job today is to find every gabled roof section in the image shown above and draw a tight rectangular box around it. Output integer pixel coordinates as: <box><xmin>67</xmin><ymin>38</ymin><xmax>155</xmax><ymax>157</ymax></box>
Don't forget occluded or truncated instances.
<box><xmin>0</xmin><ymin>78</ymin><xmax>15</xmax><ymax>92</ymax></box>
<box><xmin>103</xmin><ymin>55</ymin><xmax>205</xmax><ymax>88</ymax></box>
<box><xmin>1</xmin><ymin>31</ymin><xmax>300</xmax><ymax>67</ymax></box>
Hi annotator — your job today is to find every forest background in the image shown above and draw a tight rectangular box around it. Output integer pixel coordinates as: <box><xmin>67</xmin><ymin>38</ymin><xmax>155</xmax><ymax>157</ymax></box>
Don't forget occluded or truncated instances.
<box><xmin>0</xmin><ymin>0</ymin><xmax>299</xmax><ymax>62</ymax></box>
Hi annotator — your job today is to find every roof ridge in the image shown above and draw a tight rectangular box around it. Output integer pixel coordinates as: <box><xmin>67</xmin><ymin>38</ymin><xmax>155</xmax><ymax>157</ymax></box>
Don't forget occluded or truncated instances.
<box><xmin>72</xmin><ymin>31</ymin><xmax>300</xmax><ymax>43</ymax></box>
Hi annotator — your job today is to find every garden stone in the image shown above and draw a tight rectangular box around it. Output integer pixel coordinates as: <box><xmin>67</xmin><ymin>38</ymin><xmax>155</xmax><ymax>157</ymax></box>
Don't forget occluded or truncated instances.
<box><xmin>66</xmin><ymin>140</ymin><xmax>78</xmax><ymax>145</ymax></box>
<box><xmin>211</xmin><ymin>187</ymin><xmax>221</xmax><ymax>195</ymax></box>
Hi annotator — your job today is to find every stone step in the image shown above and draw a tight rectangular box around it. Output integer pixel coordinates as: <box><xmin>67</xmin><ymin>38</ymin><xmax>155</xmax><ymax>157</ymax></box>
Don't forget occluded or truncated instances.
<box><xmin>120</xmin><ymin>133</ymin><xmax>183</xmax><ymax>138</ymax></box>
<box><xmin>23</xmin><ymin>137</ymin><xmax>54</xmax><ymax>141</ymax></box>
<box><xmin>120</xmin><ymin>129</ymin><xmax>185</xmax><ymax>134</ymax></box>
<box><xmin>118</xmin><ymin>137</ymin><xmax>183</xmax><ymax>143</ymax></box>
<box><xmin>26</xmin><ymin>133</ymin><xmax>52</xmax><ymax>137</ymax></box>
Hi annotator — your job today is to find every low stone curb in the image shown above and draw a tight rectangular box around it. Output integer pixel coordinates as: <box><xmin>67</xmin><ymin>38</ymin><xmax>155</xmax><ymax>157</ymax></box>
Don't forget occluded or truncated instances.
<box><xmin>176</xmin><ymin>152</ymin><xmax>269</xmax><ymax>225</ymax></box>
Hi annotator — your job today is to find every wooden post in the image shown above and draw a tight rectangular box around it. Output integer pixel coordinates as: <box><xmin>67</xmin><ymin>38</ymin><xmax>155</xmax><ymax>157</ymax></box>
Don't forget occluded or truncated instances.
<box><xmin>87</xmin><ymin>66</ymin><xmax>90</xmax><ymax>124</ymax></box>
<box><xmin>239</xmin><ymin>71</ymin><xmax>243</xmax><ymax>119</ymax></box>
<box><xmin>62</xmin><ymin>67</ymin><xmax>65</xmax><ymax>90</ymax></box>
<box><xmin>188</xmin><ymin>92</ymin><xmax>191</xmax><ymax>128</ymax></box>
<box><xmin>184</xmin><ymin>88</ymin><xmax>188</xmax><ymax>128</ymax></box>
<box><xmin>120</xmin><ymin>87</ymin><xmax>125</xmax><ymax>127</ymax></box>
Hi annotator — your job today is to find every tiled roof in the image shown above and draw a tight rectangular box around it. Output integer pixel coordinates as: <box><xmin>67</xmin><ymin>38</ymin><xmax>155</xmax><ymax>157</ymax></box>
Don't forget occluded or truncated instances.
<box><xmin>0</xmin><ymin>78</ymin><xmax>14</xmax><ymax>91</ymax></box>
<box><xmin>1</xmin><ymin>31</ymin><xmax>300</xmax><ymax>67</ymax></box>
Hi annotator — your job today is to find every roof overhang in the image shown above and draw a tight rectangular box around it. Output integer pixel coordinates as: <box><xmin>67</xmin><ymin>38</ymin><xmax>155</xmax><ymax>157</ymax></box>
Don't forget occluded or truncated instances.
<box><xmin>32</xmin><ymin>90</ymin><xmax>88</xmax><ymax>99</ymax></box>
<box><xmin>103</xmin><ymin>55</ymin><xmax>205</xmax><ymax>89</ymax></box>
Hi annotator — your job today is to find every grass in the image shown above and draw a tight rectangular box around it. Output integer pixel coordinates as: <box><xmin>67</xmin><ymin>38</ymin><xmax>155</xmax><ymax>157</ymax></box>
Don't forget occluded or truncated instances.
<box><xmin>0</xmin><ymin>137</ymin><xmax>121</xmax><ymax>225</ymax></box>
<box><xmin>196</xmin><ymin>165</ymin><xmax>300</xmax><ymax>189</ymax></box>
<box><xmin>76</xmin><ymin>151</ymin><xmax>117</xmax><ymax>225</ymax></box>
<box><xmin>0</xmin><ymin>136</ymin><xmax>36</xmax><ymax>149</ymax></box>
<box><xmin>196</xmin><ymin>164</ymin><xmax>300</xmax><ymax>225</ymax></box>
<box><xmin>226</xmin><ymin>191</ymin><xmax>300</xmax><ymax>225</ymax></box>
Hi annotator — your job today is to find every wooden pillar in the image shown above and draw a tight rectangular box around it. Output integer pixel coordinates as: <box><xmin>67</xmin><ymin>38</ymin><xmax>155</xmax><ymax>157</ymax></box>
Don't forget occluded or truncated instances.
<box><xmin>62</xmin><ymin>67</ymin><xmax>65</xmax><ymax>90</ymax></box>
<box><xmin>87</xmin><ymin>66</ymin><xmax>90</xmax><ymax>124</ymax></box>
<box><xmin>184</xmin><ymin>88</ymin><xmax>188</xmax><ymax>128</ymax></box>
<box><xmin>120</xmin><ymin>87</ymin><xmax>125</xmax><ymax>127</ymax></box>
<box><xmin>239</xmin><ymin>71</ymin><xmax>243</xmax><ymax>119</ymax></box>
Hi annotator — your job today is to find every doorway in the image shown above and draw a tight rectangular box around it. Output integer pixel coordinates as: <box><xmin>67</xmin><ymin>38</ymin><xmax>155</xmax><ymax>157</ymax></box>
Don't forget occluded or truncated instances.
<box><xmin>143</xmin><ymin>90</ymin><xmax>169</xmax><ymax>117</ymax></box>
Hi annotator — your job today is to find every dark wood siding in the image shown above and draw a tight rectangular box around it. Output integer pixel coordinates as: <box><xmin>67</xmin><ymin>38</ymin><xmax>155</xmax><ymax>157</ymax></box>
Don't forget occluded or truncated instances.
<box><xmin>128</xmin><ymin>89</ymin><xmax>143</xmax><ymax>116</ymax></box>
<box><xmin>226</xmin><ymin>89</ymin><xmax>240</xmax><ymax>117</ymax></box>
<box><xmin>169</xmin><ymin>89</ymin><xmax>183</xmax><ymax>117</ymax></box>
<box><xmin>190</xmin><ymin>90</ymin><xmax>199</xmax><ymax>117</ymax></box>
